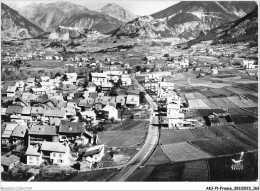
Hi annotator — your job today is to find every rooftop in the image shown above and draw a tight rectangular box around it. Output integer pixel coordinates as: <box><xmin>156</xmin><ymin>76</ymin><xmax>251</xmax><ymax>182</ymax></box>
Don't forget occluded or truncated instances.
<box><xmin>40</xmin><ymin>141</ymin><xmax>67</xmax><ymax>153</ymax></box>
<box><xmin>11</xmin><ymin>125</ymin><xmax>27</xmax><ymax>137</ymax></box>
<box><xmin>25</xmin><ymin>145</ymin><xmax>41</xmax><ymax>156</ymax></box>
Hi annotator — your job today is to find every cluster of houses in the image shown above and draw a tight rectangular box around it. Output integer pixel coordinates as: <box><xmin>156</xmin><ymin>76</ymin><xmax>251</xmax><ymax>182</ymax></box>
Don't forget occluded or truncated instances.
<box><xmin>144</xmin><ymin>74</ymin><xmax>192</xmax><ymax>129</ymax></box>
<box><xmin>1</xmin><ymin>70</ymin><xmax>140</xmax><ymax>171</ymax></box>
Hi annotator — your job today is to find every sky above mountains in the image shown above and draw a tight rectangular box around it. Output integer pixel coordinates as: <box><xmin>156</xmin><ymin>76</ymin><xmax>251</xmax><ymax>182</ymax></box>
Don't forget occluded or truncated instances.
<box><xmin>3</xmin><ymin>0</ymin><xmax>179</xmax><ymax>16</ymax></box>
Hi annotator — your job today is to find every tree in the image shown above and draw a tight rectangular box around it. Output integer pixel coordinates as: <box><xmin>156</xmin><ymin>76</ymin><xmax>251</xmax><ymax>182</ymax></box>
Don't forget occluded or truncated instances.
<box><xmin>62</xmin><ymin>74</ymin><xmax>68</xmax><ymax>81</ymax></box>
<box><xmin>136</xmin><ymin>66</ymin><xmax>141</xmax><ymax>72</ymax></box>
<box><xmin>109</xmin><ymin>86</ymin><xmax>118</xmax><ymax>96</ymax></box>
<box><xmin>83</xmin><ymin>76</ymin><xmax>89</xmax><ymax>89</ymax></box>
<box><xmin>50</xmin><ymin>71</ymin><xmax>55</xmax><ymax>79</ymax></box>
<box><xmin>116</xmin><ymin>77</ymin><xmax>122</xmax><ymax>87</ymax></box>
<box><xmin>139</xmin><ymin>91</ymin><xmax>146</xmax><ymax>104</ymax></box>
<box><xmin>55</xmin><ymin>72</ymin><xmax>61</xmax><ymax>78</ymax></box>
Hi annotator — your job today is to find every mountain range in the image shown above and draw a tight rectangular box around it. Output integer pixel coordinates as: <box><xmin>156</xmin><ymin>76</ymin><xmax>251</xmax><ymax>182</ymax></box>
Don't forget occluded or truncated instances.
<box><xmin>17</xmin><ymin>1</ymin><xmax>124</xmax><ymax>34</ymax></box>
<box><xmin>1</xmin><ymin>3</ymin><xmax>45</xmax><ymax>39</ymax></box>
<box><xmin>1</xmin><ymin>1</ymin><xmax>258</xmax><ymax>41</ymax></box>
<box><xmin>151</xmin><ymin>1</ymin><xmax>257</xmax><ymax>39</ymax></box>
<box><xmin>185</xmin><ymin>5</ymin><xmax>258</xmax><ymax>47</ymax></box>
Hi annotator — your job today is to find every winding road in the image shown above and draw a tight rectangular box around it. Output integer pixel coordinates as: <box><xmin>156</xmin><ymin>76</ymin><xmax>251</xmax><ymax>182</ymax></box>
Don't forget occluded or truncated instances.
<box><xmin>111</xmin><ymin>74</ymin><xmax>159</xmax><ymax>181</ymax></box>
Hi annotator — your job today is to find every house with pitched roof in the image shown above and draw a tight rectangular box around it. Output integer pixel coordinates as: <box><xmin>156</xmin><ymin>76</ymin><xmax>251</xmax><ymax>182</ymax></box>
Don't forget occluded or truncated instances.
<box><xmin>59</xmin><ymin>120</ymin><xmax>85</xmax><ymax>140</ymax></box>
<box><xmin>6</xmin><ymin>86</ymin><xmax>17</xmax><ymax>97</ymax></box>
<box><xmin>28</xmin><ymin>125</ymin><xmax>58</xmax><ymax>145</ymax></box>
<box><xmin>115</xmin><ymin>95</ymin><xmax>126</xmax><ymax>107</ymax></box>
<box><xmin>100</xmin><ymin>105</ymin><xmax>118</xmax><ymax>120</ymax></box>
<box><xmin>80</xmin><ymin>110</ymin><xmax>97</xmax><ymax>124</ymax></box>
<box><xmin>90</xmin><ymin>73</ymin><xmax>107</xmax><ymax>86</ymax></box>
<box><xmin>40</xmin><ymin>76</ymin><xmax>50</xmax><ymax>82</ymax></box>
<box><xmin>31</xmin><ymin>106</ymin><xmax>45</xmax><ymax>121</ymax></box>
<box><xmin>11</xmin><ymin>125</ymin><xmax>28</xmax><ymax>146</ymax></box>
<box><xmin>1</xmin><ymin>123</ymin><xmax>18</xmax><ymax>147</ymax></box>
<box><xmin>25</xmin><ymin>145</ymin><xmax>43</xmax><ymax>165</ymax></box>
<box><xmin>158</xmin><ymin>81</ymin><xmax>174</xmax><ymax>91</ymax></box>
<box><xmin>64</xmin><ymin>73</ymin><xmax>78</xmax><ymax>84</ymax></box>
<box><xmin>6</xmin><ymin>105</ymin><xmax>23</xmax><ymax>116</ymax></box>
<box><xmin>167</xmin><ymin>103</ymin><xmax>185</xmax><ymax>129</ymax></box>
<box><xmin>81</xmin><ymin>144</ymin><xmax>105</xmax><ymax>167</ymax></box>
<box><xmin>40</xmin><ymin>141</ymin><xmax>70</xmax><ymax>165</ymax></box>
<box><xmin>78</xmin><ymin>98</ymin><xmax>94</xmax><ymax>111</ymax></box>
<box><xmin>126</xmin><ymin>95</ymin><xmax>140</xmax><ymax>107</ymax></box>
<box><xmin>26</xmin><ymin>78</ymin><xmax>36</xmax><ymax>87</ymax></box>
<box><xmin>121</xmin><ymin>75</ymin><xmax>132</xmax><ymax>86</ymax></box>
<box><xmin>44</xmin><ymin>108</ymin><xmax>66</xmax><ymax>121</ymax></box>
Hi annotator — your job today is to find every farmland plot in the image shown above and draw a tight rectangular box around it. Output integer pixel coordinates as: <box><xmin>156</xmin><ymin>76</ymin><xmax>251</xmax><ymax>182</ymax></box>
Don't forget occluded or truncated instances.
<box><xmin>160</xmin><ymin>130</ymin><xmax>181</xmax><ymax>144</ymax></box>
<box><xmin>238</xmin><ymin>96</ymin><xmax>258</xmax><ymax>107</ymax></box>
<box><xmin>188</xmin><ymin>100</ymin><xmax>200</xmax><ymax>109</ymax></box>
<box><xmin>244</xmin><ymin>107</ymin><xmax>258</xmax><ymax>114</ymax></box>
<box><xmin>182</xmin><ymin>160</ymin><xmax>209</xmax><ymax>181</ymax></box>
<box><xmin>112</xmin><ymin>120</ymin><xmax>146</xmax><ymax>131</ymax></box>
<box><xmin>234</xmin><ymin>124</ymin><xmax>258</xmax><ymax>141</ymax></box>
<box><xmin>146</xmin><ymin>163</ymin><xmax>184</xmax><ymax>181</ymax></box>
<box><xmin>185</xmin><ymin>93</ymin><xmax>196</xmax><ymax>100</ymax></box>
<box><xmin>160</xmin><ymin>142</ymin><xmax>213</xmax><ymax>162</ymax></box>
<box><xmin>201</xmin><ymin>99</ymin><xmax>220</xmax><ymax>109</ymax></box>
<box><xmin>218</xmin><ymin>97</ymin><xmax>238</xmax><ymax>108</ymax></box>
<box><xmin>99</xmin><ymin>130</ymin><xmax>146</xmax><ymax>147</ymax></box>
<box><xmin>146</xmin><ymin>146</ymin><xmax>171</xmax><ymax>165</ymax></box>
<box><xmin>229</xmin><ymin>108</ymin><xmax>244</xmax><ymax>115</ymax></box>
<box><xmin>231</xmin><ymin>115</ymin><xmax>258</xmax><ymax>124</ymax></box>
<box><xmin>209</xmin><ymin>98</ymin><xmax>228</xmax><ymax>109</ymax></box>
<box><xmin>193</xmin><ymin>92</ymin><xmax>206</xmax><ymax>99</ymax></box>
<box><xmin>200</xmin><ymin>90</ymin><xmax>218</xmax><ymax>98</ymax></box>
<box><xmin>190</xmin><ymin>138</ymin><xmax>242</xmax><ymax>156</ymax></box>
<box><xmin>232</xmin><ymin>108</ymin><xmax>258</xmax><ymax>117</ymax></box>
<box><xmin>227</xmin><ymin>96</ymin><xmax>251</xmax><ymax>107</ymax></box>
<box><xmin>209</xmin><ymin>126</ymin><xmax>258</xmax><ymax>151</ymax></box>
<box><xmin>126</xmin><ymin>166</ymin><xmax>155</xmax><ymax>181</ymax></box>
<box><xmin>211</xmin><ymin>88</ymin><xmax>234</xmax><ymax>97</ymax></box>
<box><xmin>195</xmin><ymin>99</ymin><xmax>211</xmax><ymax>109</ymax></box>
<box><xmin>191</xmin><ymin>128</ymin><xmax>217</xmax><ymax>139</ymax></box>
<box><xmin>174</xmin><ymin>129</ymin><xmax>198</xmax><ymax>142</ymax></box>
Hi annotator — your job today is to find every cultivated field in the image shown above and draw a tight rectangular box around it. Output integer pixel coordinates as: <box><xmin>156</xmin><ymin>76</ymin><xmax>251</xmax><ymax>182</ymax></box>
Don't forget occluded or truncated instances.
<box><xmin>160</xmin><ymin>142</ymin><xmax>213</xmax><ymax>162</ymax></box>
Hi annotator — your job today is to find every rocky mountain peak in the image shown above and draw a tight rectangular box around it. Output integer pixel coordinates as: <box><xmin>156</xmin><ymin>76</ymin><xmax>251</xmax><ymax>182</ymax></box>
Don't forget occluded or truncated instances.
<box><xmin>100</xmin><ymin>3</ymin><xmax>138</xmax><ymax>22</ymax></box>
<box><xmin>1</xmin><ymin>2</ymin><xmax>45</xmax><ymax>39</ymax></box>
